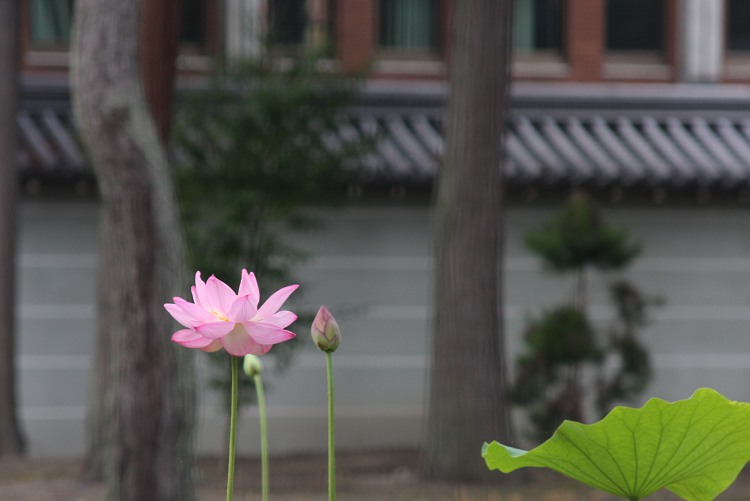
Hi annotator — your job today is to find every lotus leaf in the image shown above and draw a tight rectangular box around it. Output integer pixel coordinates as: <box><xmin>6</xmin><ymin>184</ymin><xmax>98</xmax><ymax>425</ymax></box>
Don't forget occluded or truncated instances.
<box><xmin>483</xmin><ymin>388</ymin><xmax>750</xmax><ymax>501</ymax></box>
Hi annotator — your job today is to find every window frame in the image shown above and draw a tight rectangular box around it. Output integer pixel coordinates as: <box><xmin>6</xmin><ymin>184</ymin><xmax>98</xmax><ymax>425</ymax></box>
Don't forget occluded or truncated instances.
<box><xmin>374</xmin><ymin>0</ymin><xmax>444</xmax><ymax>59</ymax></box>
<box><xmin>601</xmin><ymin>0</ymin><xmax>677</xmax><ymax>81</ymax></box>
<box><xmin>21</xmin><ymin>0</ymin><xmax>219</xmax><ymax>73</ymax></box>
<box><xmin>512</xmin><ymin>0</ymin><xmax>566</xmax><ymax>62</ymax></box>
<box><xmin>605</xmin><ymin>0</ymin><xmax>666</xmax><ymax>61</ymax></box>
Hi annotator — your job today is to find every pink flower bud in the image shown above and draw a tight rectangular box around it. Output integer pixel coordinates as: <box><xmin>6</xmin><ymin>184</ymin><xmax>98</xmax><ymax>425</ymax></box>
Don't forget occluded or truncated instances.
<box><xmin>311</xmin><ymin>306</ymin><xmax>340</xmax><ymax>352</ymax></box>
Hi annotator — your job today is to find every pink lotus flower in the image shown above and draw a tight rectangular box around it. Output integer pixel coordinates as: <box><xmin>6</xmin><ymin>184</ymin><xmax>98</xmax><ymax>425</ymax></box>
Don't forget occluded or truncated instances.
<box><xmin>165</xmin><ymin>270</ymin><xmax>298</xmax><ymax>356</ymax></box>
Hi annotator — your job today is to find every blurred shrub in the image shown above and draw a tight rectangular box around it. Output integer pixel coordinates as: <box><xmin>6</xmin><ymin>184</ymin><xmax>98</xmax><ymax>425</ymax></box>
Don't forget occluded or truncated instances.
<box><xmin>513</xmin><ymin>191</ymin><xmax>661</xmax><ymax>442</ymax></box>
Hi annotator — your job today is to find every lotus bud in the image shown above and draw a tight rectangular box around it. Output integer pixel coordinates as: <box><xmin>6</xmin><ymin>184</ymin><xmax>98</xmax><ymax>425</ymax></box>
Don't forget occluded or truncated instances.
<box><xmin>243</xmin><ymin>354</ymin><xmax>263</xmax><ymax>377</ymax></box>
<box><xmin>311</xmin><ymin>306</ymin><xmax>340</xmax><ymax>352</ymax></box>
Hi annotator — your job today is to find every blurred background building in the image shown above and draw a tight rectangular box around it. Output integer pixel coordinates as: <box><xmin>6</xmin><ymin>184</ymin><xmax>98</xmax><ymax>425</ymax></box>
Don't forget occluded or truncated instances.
<box><xmin>13</xmin><ymin>0</ymin><xmax>750</xmax><ymax>456</ymax></box>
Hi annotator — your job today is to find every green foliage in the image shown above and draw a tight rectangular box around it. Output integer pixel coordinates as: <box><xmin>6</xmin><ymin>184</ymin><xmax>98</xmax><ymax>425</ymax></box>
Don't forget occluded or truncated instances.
<box><xmin>173</xmin><ymin>61</ymin><xmax>366</xmax><ymax>291</ymax></box>
<box><xmin>610</xmin><ymin>279</ymin><xmax>649</xmax><ymax>327</ymax></box>
<box><xmin>523</xmin><ymin>306</ymin><xmax>600</xmax><ymax>364</ymax></box>
<box><xmin>525</xmin><ymin>191</ymin><xmax>641</xmax><ymax>272</ymax></box>
<box><xmin>484</xmin><ymin>388</ymin><xmax>750</xmax><ymax>501</ymax></box>
<box><xmin>172</xmin><ymin>59</ymin><xmax>369</xmax><ymax>412</ymax></box>
<box><xmin>512</xmin><ymin>306</ymin><xmax>602</xmax><ymax>439</ymax></box>
<box><xmin>513</xmin><ymin>191</ymin><xmax>657</xmax><ymax>441</ymax></box>
<box><xmin>597</xmin><ymin>280</ymin><xmax>660</xmax><ymax>414</ymax></box>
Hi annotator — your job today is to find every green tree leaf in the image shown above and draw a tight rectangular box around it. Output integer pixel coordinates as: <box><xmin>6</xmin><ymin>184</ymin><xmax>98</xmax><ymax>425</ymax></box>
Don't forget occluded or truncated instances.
<box><xmin>483</xmin><ymin>388</ymin><xmax>750</xmax><ymax>501</ymax></box>
<box><xmin>524</xmin><ymin>190</ymin><xmax>640</xmax><ymax>273</ymax></box>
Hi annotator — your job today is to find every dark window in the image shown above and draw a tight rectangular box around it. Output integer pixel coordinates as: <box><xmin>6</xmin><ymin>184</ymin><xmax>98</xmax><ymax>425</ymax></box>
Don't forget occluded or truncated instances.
<box><xmin>607</xmin><ymin>0</ymin><xmax>663</xmax><ymax>52</ymax></box>
<box><xmin>181</xmin><ymin>0</ymin><xmax>206</xmax><ymax>48</ymax></box>
<box><xmin>379</xmin><ymin>0</ymin><xmax>438</xmax><ymax>50</ymax></box>
<box><xmin>30</xmin><ymin>0</ymin><xmax>73</xmax><ymax>45</ymax></box>
<box><xmin>728</xmin><ymin>0</ymin><xmax>750</xmax><ymax>51</ymax></box>
<box><xmin>272</xmin><ymin>0</ymin><xmax>308</xmax><ymax>45</ymax></box>
<box><xmin>513</xmin><ymin>0</ymin><xmax>562</xmax><ymax>52</ymax></box>
<box><xmin>30</xmin><ymin>0</ymin><xmax>208</xmax><ymax>50</ymax></box>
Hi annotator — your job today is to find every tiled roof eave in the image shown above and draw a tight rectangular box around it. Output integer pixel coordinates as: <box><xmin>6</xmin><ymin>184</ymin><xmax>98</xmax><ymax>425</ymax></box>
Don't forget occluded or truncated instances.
<box><xmin>18</xmin><ymin>79</ymin><xmax>750</xmax><ymax>192</ymax></box>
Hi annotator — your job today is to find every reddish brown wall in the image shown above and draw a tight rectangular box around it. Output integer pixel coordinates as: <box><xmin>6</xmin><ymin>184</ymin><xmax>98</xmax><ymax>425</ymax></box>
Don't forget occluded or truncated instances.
<box><xmin>566</xmin><ymin>0</ymin><xmax>604</xmax><ymax>81</ymax></box>
<box><xmin>338</xmin><ymin>0</ymin><xmax>375</xmax><ymax>73</ymax></box>
<box><xmin>439</xmin><ymin>0</ymin><xmax>455</xmax><ymax>62</ymax></box>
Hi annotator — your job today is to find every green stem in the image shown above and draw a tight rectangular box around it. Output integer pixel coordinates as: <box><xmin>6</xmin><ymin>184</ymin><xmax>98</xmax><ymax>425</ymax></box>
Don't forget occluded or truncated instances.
<box><xmin>326</xmin><ymin>351</ymin><xmax>336</xmax><ymax>501</ymax></box>
<box><xmin>227</xmin><ymin>356</ymin><xmax>238</xmax><ymax>501</ymax></box>
<box><xmin>254</xmin><ymin>374</ymin><xmax>269</xmax><ymax>501</ymax></box>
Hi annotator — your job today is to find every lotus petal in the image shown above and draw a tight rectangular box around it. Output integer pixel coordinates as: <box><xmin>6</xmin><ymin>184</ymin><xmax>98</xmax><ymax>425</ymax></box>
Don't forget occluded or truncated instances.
<box><xmin>226</xmin><ymin>294</ymin><xmax>258</xmax><ymax>323</ymax></box>
<box><xmin>255</xmin><ymin>284</ymin><xmax>299</xmax><ymax>320</ymax></box>
<box><xmin>238</xmin><ymin>270</ymin><xmax>260</xmax><ymax>305</ymax></box>
<box><xmin>244</xmin><ymin>322</ymin><xmax>296</xmax><ymax>344</ymax></box>
<box><xmin>220</xmin><ymin>324</ymin><xmax>255</xmax><ymax>356</ymax></box>
<box><xmin>195</xmin><ymin>320</ymin><xmax>235</xmax><ymax>339</ymax></box>
<box><xmin>261</xmin><ymin>310</ymin><xmax>297</xmax><ymax>328</ymax></box>
<box><xmin>204</xmin><ymin>275</ymin><xmax>237</xmax><ymax>316</ymax></box>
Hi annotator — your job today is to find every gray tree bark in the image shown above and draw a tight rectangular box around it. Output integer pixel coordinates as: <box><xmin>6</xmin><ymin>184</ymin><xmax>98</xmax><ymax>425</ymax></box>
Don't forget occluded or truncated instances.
<box><xmin>0</xmin><ymin>0</ymin><xmax>24</xmax><ymax>458</ymax></box>
<box><xmin>70</xmin><ymin>0</ymin><xmax>195</xmax><ymax>498</ymax></box>
<box><xmin>422</xmin><ymin>0</ymin><xmax>515</xmax><ymax>481</ymax></box>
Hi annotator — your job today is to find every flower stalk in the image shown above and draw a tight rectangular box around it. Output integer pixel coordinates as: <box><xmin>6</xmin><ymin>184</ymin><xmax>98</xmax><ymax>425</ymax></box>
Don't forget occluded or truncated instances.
<box><xmin>254</xmin><ymin>373</ymin><xmax>269</xmax><ymax>501</ymax></box>
<box><xmin>326</xmin><ymin>350</ymin><xmax>336</xmax><ymax>501</ymax></box>
<box><xmin>245</xmin><ymin>354</ymin><xmax>269</xmax><ymax>501</ymax></box>
<box><xmin>227</xmin><ymin>355</ymin><xmax>239</xmax><ymax>501</ymax></box>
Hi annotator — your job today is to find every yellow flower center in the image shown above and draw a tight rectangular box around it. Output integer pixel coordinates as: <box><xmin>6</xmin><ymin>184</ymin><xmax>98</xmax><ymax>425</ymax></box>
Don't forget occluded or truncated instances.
<box><xmin>210</xmin><ymin>308</ymin><xmax>229</xmax><ymax>322</ymax></box>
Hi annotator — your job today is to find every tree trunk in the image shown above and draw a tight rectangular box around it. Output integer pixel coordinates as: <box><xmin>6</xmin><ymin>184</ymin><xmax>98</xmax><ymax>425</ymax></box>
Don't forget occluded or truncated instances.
<box><xmin>0</xmin><ymin>0</ymin><xmax>25</xmax><ymax>458</ymax></box>
<box><xmin>80</xmin><ymin>213</ymin><xmax>113</xmax><ymax>481</ymax></box>
<box><xmin>422</xmin><ymin>0</ymin><xmax>514</xmax><ymax>481</ymax></box>
<box><xmin>79</xmin><ymin>0</ymin><xmax>184</xmax><ymax>482</ymax></box>
<box><xmin>70</xmin><ymin>0</ymin><xmax>195</xmax><ymax>498</ymax></box>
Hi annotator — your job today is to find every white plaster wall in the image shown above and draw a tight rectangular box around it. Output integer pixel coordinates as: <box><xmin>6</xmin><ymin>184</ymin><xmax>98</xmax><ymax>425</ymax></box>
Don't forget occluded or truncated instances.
<box><xmin>680</xmin><ymin>0</ymin><xmax>724</xmax><ymax>82</ymax></box>
<box><xmin>225</xmin><ymin>0</ymin><xmax>264</xmax><ymax>61</ymax></box>
<box><xmin>16</xmin><ymin>200</ymin><xmax>750</xmax><ymax>456</ymax></box>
